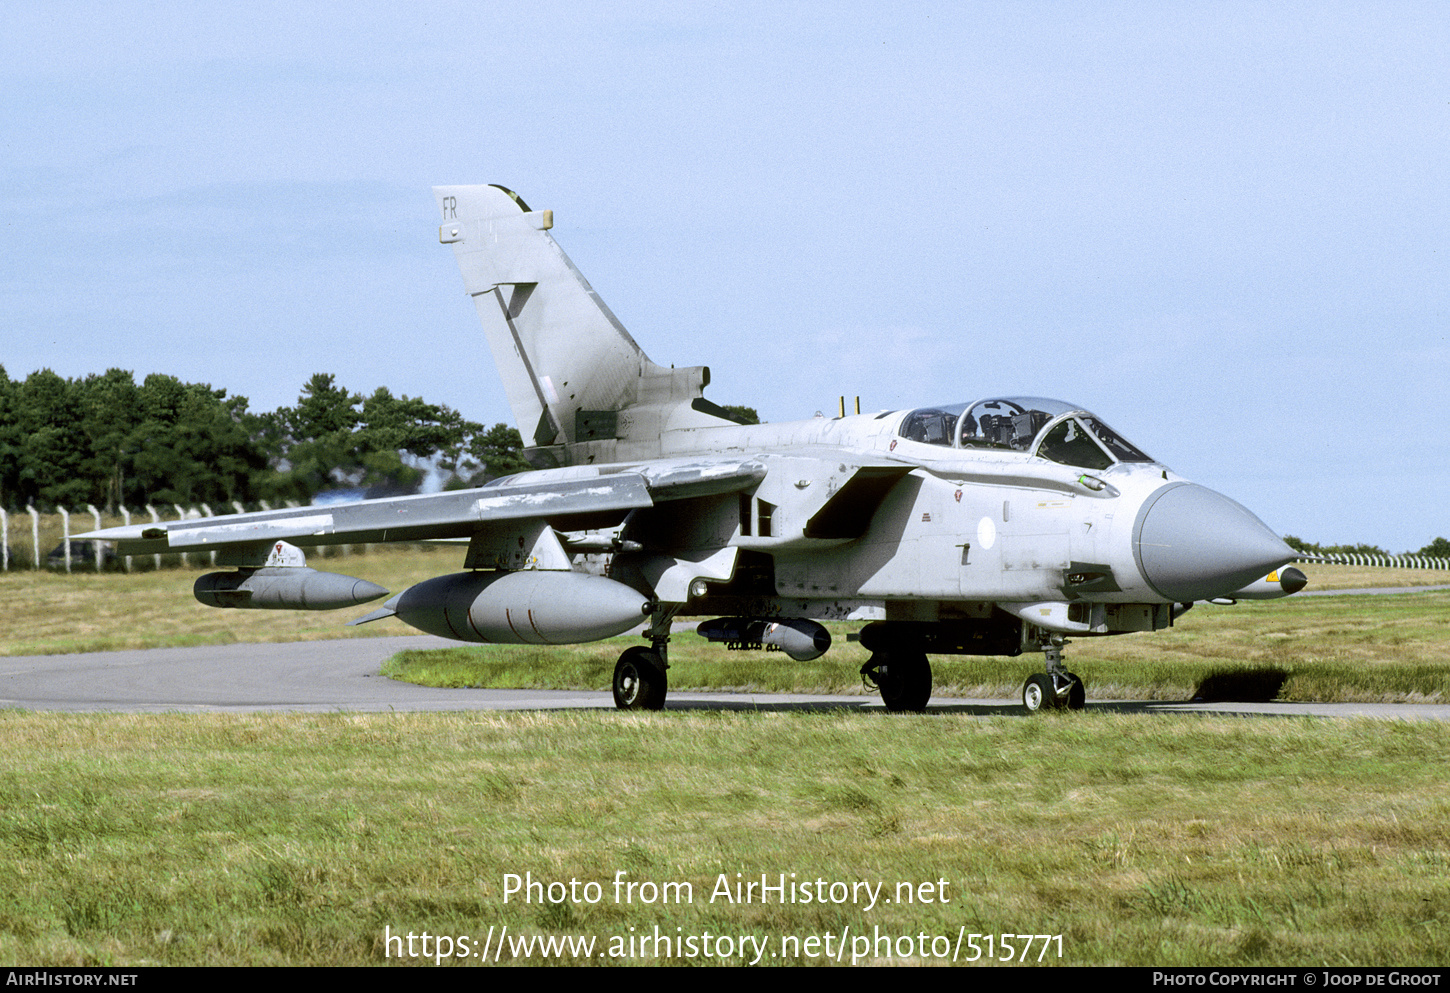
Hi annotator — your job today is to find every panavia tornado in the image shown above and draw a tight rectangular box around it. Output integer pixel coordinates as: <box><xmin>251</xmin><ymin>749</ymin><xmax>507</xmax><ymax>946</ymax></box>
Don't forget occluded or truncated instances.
<box><xmin>82</xmin><ymin>184</ymin><xmax>1303</xmax><ymax>713</ymax></box>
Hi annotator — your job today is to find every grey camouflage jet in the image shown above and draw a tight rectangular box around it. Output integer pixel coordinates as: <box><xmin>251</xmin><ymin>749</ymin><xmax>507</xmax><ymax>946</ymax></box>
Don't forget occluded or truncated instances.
<box><xmin>82</xmin><ymin>184</ymin><xmax>1303</xmax><ymax>712</ymax></box>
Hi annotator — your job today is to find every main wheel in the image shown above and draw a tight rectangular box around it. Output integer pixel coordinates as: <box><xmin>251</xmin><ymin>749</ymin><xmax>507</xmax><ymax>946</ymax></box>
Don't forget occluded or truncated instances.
<box><xmin>1064</xmin><ymin>671</ymin><xmax>1086</xmax><ymax>711</ymax></box>
<box><xmin>872</xmin><ymin>650</ymin><xmax>932</xmax><ymax>712</ymax></box>
<box><xmin>613</xmin><ymin>647</ymin><xmax>667</xmax><ymax>711</ymax></box>
<box><xmin>1022</xmin><ymin>673</ymin><xmax>1057</xmax><ymax>713</ymax></box>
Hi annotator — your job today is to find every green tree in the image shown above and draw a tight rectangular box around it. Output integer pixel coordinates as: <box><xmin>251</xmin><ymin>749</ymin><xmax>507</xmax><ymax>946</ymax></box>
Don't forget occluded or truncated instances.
<box><xmin>1415</xmin><ymin>537</ymin><xmax>1450</xmax><ymax>559</ymax></box>
<box><xmin>77</xmin><ymin>369</ymin><xmax>142</xmax><ymax>511</ymax></box>
<box><xmin>11</xmin><ymin>369</ymin><xmax>88</xmax><ymax>509</ymax></box>
<box><xmin>0</xmin><ymin>367</ymin><xmax>272</xmax><ymax>510</ymax></box>
<box><xmin>269</xmin><ymin>374</ymin><xmax>365</xmax><ymax>500</ymax></box>
<box><xmin>354</xmin><ymin>387</ymin><xmax>481</xmax><ymax>492</ymax></box>
<box><xmin>0</xmin><ymin>365</ymin><xmax>505</xmax><ymax>510</ymax></box>
<box><xmin>127</xmin><ymin>374</ymin><xmax>269</xmax><ymax>506</ymax></box>
<box><xmin>1284</xmin><ymin>536</ymin><xmax>1390</xmax><ymax>558</ymax></box>
<box><xmin>1327</xmin><ymin>543</ymin><xmax>1389</xmax><ymax>557</ymax></box>
<box><xmin>267</xmin><ymin>374</ymin><xmax>486</xmax><ymax>501</ymax></box>
<box><xmin>450</xmin><ymin>423</ymin><xmax>529</xmax><ymax>486</ymax></box>
<box><xmin>720</xmin><ymin>404</ymin><xmax>761</xmax><ymax>425</ymax></box>
<box><xmin>0</xmin><ymin>366</ymin><xmax>20</xmax><ymax>508</ymax></box>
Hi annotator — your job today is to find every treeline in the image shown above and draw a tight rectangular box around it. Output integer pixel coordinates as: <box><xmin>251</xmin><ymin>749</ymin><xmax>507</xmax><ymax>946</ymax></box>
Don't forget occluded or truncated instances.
<box><xmin>0</xmin><ymin>367</ymin><xmax>528</xmax><ymax>511</ymax></box>
<box><xmin>6</xmin><ymin>366</ymin><xmax>1440</xmax><ymax>557</ymax></box>
<box><xmin>1285</xmin><ymin>535</ymin><xmax>1450</xmax><ymax>560</ymax></box>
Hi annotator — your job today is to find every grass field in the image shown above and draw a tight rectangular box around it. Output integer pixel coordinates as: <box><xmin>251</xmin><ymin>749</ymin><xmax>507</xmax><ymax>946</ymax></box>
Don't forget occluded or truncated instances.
<box><xmin>1</xmin><ymin>709</ymin><xmax>1447</xmax><ymax>966</ymax></box>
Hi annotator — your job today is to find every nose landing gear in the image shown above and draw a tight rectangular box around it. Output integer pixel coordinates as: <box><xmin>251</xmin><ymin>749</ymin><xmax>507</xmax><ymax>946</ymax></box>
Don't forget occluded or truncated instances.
<box><xmin>1021</xmin><ymin>633</ymin><xmax>1085</xmax><ymax>713</ymax></box>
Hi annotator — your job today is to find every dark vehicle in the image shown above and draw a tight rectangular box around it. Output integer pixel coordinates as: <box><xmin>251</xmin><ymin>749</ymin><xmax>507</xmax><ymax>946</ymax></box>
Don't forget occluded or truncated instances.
<box><xmin>47</xmin><ymin>540</ymin><xmax>115</xmax><ymax>569</ymax></box>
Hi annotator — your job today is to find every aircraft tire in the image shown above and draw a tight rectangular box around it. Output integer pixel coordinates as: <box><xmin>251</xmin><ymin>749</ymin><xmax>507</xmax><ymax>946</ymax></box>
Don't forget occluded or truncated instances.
<box><xmin>1022</xmin><ymin>673</ymin><xmax>1057</xmax><ymax>713</ymax></box>
<box><xmin>1065</xmin><ymin>672</ymin><xmax>1086</xmax><ymax>711</ymax></box>
<box><xmin>613</xmin><ymin>647</ymin><xmax>667</xmax><ymax>711</ymax></box>
<box><xmin>875</xmin><ymin>650</ymin><xmax>932</xmax><ymax>712</ymax></box>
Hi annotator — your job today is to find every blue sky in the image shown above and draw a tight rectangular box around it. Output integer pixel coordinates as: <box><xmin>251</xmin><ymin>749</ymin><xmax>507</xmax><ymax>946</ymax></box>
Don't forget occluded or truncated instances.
<box><xmin>3</xmin><ymin>2</ymin><xmax>1446</xmax><ymax>551</ymax></box>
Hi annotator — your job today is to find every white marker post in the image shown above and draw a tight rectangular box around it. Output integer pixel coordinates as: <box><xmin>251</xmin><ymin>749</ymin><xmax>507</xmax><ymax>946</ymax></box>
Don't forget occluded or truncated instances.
<box><xmin>174</xmin><ymin>505</ymin><xmax>188</xmax><ymax>568</ymax></box>
<box><xmin>87</xmin><ymin>505</ymin><xmax>103</xmax><ymax>571</ymax></box>
<box><xmin>146</xmin><ymin>505</ymin><xmax>160</xmax><ymax>570</ymax></box>
<box><xmin>201</xmin><ymin>505</ymin><xmax>216</xmax><ymax>565</ymax></box>
<box><xmin>60</xmin><ymin>506</ymin><xmax>70</xmax><ymax>573</ymax></box>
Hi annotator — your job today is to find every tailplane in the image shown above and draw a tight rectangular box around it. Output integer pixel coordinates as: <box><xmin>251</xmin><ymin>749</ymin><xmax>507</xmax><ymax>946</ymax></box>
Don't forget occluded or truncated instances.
<box><xmin>434</xmin><ymin>184</ymin><xmax>734</xmax><ymax>465</ymax></box>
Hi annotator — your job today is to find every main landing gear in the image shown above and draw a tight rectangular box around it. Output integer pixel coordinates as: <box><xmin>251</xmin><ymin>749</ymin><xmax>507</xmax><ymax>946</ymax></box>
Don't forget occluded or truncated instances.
<box><xmin>613</xmin><ymin>605</ymin><xmax>676</xmax><ymax>711</ymax></box>
<box><xmin>1021</xmin><ymin>633</ymin><xmax>1085</xmax><ymax>713</ymax></box>
<box><xmin>613</xmin><ymin>645</ymin><xmax>667</xmax><ymax>710</ymax></box>
<box><xmin>861</xmin><ymin>649</ymin><xmax>933</xmax><ymax>712</ymax></box>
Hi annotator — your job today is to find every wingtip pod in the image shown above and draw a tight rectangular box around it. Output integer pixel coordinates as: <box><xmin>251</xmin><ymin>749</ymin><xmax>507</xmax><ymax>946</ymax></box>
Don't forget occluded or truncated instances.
<box><xmin>194</xmin><ymin>568</ymin><xmax>389</xmax><ymax>610</ymax></box>
<box><xmin>1228</xmin><ymin>566</ymin><xmax>1309</xmax><ymax>600</ymax></box>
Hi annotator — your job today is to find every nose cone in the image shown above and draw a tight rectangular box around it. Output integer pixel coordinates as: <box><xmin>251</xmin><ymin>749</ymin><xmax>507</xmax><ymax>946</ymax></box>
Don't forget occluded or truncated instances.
<box><xmin>1133</xmin><ymin>483</ymin><xmax>1295</xmax><ymax>602</ymax></box>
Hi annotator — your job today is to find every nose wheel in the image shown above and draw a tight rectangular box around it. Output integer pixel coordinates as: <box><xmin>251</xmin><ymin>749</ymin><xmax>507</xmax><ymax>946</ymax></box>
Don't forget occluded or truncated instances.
<box><xmin>1021</xmin><ymin>635</ymin><xmax>1086</xmax><ymax>713</ymax></box>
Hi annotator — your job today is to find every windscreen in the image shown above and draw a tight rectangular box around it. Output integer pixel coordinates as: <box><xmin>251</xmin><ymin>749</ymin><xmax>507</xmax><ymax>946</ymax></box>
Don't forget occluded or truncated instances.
<box><xmin>898</xmin><ymin>397</ymin><xmax>1155</xmax><ymax>465</ymax></box>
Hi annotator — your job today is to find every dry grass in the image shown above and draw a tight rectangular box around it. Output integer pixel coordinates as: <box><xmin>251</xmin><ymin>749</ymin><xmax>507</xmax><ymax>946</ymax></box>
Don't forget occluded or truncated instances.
<box><xmin>0</xmin><ymin>544</ymin><xmax>458</xmax><ymax>656</ymax></box>
<box><xmin>1297</xmin><ymin>562</ymin><xmax>1449</xmax><ymax>590</ymax></box>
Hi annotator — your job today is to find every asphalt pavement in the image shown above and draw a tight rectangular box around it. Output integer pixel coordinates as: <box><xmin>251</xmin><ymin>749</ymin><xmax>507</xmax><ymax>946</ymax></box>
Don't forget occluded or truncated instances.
<box><xmin>2</xmin><ymin>635</ymin><xmax>1446</xmax><ymax>720</ymax></box>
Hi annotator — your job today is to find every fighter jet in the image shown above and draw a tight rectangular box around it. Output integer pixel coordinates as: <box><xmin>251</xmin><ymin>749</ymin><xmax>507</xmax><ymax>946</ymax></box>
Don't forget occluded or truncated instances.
<box><xmin>81</xmin><ymin>184</ymin><xmax>1300</xmax><ymax>713</ymax></box>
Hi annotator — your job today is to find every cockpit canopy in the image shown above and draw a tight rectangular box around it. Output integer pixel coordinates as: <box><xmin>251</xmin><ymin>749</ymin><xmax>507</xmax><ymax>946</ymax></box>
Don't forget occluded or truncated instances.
<box><xmin>897</xmin><ymin>396</ymin><xmax>1155</xmax><ymax>471</ymax></box>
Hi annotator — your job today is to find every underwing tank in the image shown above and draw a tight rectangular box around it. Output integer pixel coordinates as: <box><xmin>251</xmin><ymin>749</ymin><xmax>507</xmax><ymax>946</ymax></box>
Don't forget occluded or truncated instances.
<box><xmin>390</xmin><ymin>570</ymin><xmax>651</xmax><ymax>644</ymax></box>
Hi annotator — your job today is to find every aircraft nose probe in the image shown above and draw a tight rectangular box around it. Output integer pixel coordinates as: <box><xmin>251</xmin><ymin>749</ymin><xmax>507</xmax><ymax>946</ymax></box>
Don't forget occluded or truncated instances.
<box><xmin>1132</xmin><ymin>483</ymin><xmax>1297</xmax><ymax>602</ymax></box>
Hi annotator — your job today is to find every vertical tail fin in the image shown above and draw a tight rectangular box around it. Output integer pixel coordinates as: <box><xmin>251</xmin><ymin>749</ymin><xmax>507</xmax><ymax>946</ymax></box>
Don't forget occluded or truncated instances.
<box><xmin>434</xmin><ymin>185</ymin><xmax>725</xmax><ymax>465</ymax></box>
